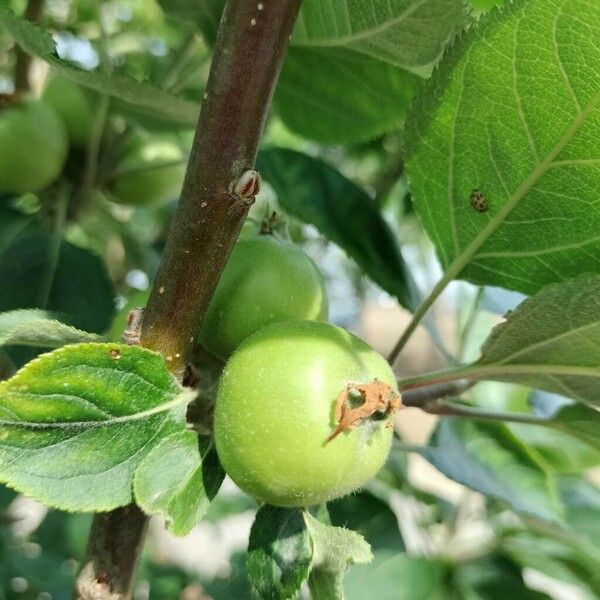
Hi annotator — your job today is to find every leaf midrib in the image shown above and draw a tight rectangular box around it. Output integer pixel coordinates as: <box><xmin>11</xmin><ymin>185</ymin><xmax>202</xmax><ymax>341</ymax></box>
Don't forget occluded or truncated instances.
<box><xmin>0</xmin><ymin>391</ymin><xmax>193</xmax><ymax>430</ymax></box>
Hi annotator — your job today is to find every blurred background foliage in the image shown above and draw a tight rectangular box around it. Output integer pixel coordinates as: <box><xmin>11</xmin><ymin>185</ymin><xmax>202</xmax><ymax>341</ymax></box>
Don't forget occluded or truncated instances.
<box><xmin>0</xmin><ymin>0</ymin><xmax>598</xmax><ymax>599</ymax></box>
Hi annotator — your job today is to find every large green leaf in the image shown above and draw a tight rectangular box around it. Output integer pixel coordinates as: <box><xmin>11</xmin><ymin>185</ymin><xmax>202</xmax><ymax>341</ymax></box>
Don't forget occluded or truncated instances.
<box><xmin>405</xmin><ymin>0</ymin><xmax>600</xmax><ymax>295</ymax></box>
<box><xmin>416</xmin><ymin>419</ymin><xmax>562</xmax><ymax>522</ymax></box>
<box><xmin>0</xmin><ymin>9</ymin><xmax>198</xmax><ymax>127</ymax></box>
<box><xmin>246</xmin><ymin>505</ymin><xmax>312</xmax><ymax>600</ymax></box>
<box><xmin>275</xmin><ymin>48</ymin><xmax>420</xmax><ymax>144</ymax></box>
<box><xmin>0</xmin><ymin>309</ymin><xmax>101</xmax><ymax>349</ymax></box>
<box><xmin>258</xmin><ymin>148</ymin><xmax>414</xmax><ymax>310</ymax></box>
<box><xmin>133</xmin><ymin>430</ymin><xmax>225</xmax><ymax>536</ymax></box>
<box><xmin>304</xmin><ymin>511</ymin><xmax>373</xmax><ymax>600</ymax></box>
<box><xmin>0</xmin><ymin>343</ymin><xmax>190</xmax><ymax>511</ymax></box>
<box><xmin>476</xmin><ymin>274</ymin><xmax>600</xmax><ymax>406</ymax></box>
<box><xmin>293</xmin><ymin>0</ymin><xmax>468</xmax><ymax>75</ymax></box>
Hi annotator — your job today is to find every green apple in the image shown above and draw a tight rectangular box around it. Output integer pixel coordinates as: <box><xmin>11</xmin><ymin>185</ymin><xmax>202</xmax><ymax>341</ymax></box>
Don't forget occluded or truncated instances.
<box><xmin>110</xmin><ymin>137</ymin><xmax>186</xmax><ymax>206</ymax></box>
<box><xmin>42</xmin><ymin>75</ymin><xmax>95</xmax><ymax>147</ymax></box>
<box><xmin>0</xmin><ymin>97</ymin><xmax>68</xmax><ymax>194</ymax></box>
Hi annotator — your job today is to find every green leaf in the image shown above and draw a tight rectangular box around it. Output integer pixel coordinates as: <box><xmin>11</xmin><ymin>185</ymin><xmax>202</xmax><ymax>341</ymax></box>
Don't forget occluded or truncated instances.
<box><xmin>416</xmin><ymin>419</ymin><xmax>562</xmax><ymax>522</ymax></box>
<box><xmin>247</xmin><ymin>505</ymin><xmax>312</xmax><ymax>600</ymax></box>
<box><xmin>344</xmin><ymin>554</ymin><xmax>447</xmax><ymax>600</ymax></box>
<box><xmin>510</xmin><ymin>420</ymin><xmax>600</xmax><ymax>476</ymax></box>
<box><xmin>0</xmin><ymin>309</ymin><xmax>102</xmax><ymax>349</ymax></box>
<box><xmin>476</xmin><ymin>274</ymin><xmax>600</xmax><ymax>406</ymax></box>
<box><xmin>559</xmin><ymin>476</ymin><xmax>600</xmax><ymax>545</ymax></box>
<box><xmin>503</xmin><ymin>531</ymin><xmax>600</xmax><ymax>599</ymax></box>
<box><xmin>0</xmin><ymin>343</ymin><xmax>190</xmax><ymax>511</ymax></box>
<box><xmin>507</xmin><ymin>392</ymin><xmax>600</xmax><ymax>474</ymax></box>
<box><xmin>275</xmin><ymin>49</ymin><xmax>421</xmax><ymax>144</ymax></box>
<box><xmin>133</xmin><ymin>430</ymin><xmax>225</xmax><ymax>536</ymax></box>
<box><xmin>258</xmin><ymin>148</ymin><xmax>414</xmax><ymax>310</ymax></box>
<box><xmin>405</xmin><ymin>0</ymin><xmax>600</xmax><ymax>295</ymax></box>
<box><xmin>293</xmin><ymin>0</ymin><xmax>469</xmax><ymax>76</ymax></box>
<box><xmin>455</xmin><ymin>555</ymin><xmax>549</xmax><ymax>600</ymax></box>
<box><xmin>304</xmin><ymin>510</ymin><xmax>373</xmax><ymax>600</ymax></box>
<box><xmin>328</xmin><ymin>492</ymin><xmax>405</xmax><ymax>553</ymax></box>
<box><xmin>545</xmin><ymin>403</ymin><xmax>600</xmax><ymax>452</ymax></box>
<box><xmin>0</xmin><ymin>231</ymin><xmax>115</xmax><ymax>335</ymax></box>
<box><xmin>0</xmin><ymin>9</ymin><xmax>198</xmax><ymax>127</ymax></box>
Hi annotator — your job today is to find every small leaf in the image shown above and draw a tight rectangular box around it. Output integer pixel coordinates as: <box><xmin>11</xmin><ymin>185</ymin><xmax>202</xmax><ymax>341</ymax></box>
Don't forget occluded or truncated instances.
<box><xmin>405</xmin><ymin>0</ymin><xmax>600</xmax><ymax>295</ymax></box>
<box><xmin>477</xmin><ymin>274</ymin><xmax>600</xmax><ymax>406</ymax></box>
<box><xmin>0</xmin><ymin>9</ymin><xmax>198</xmax><ymax>127</ymax></box>
<box><xmin>0</xmin><ymin>309</ymin><xmax>101</xmax><ymax>349</ymax></box>
<box><xmin>258</xmin><ymin>148</ymin><xmax>414</xmax><ymax>310</ymax></box>
<box><xmin>304</xmin><ymin>510</ymin><xmax>373</xmax><ymax>600</ymax></box>
<box><xmin>0</xmin><ymin>343</ymin><xmax>190</xmax><ymax>511</ymax></box>
<box><xmin>247</xmin><ymin>505</ymin><xmax>312</xmax><ymax>600</ymax></box>
<box><xmin>415</xmin><ymin>419</ymin><xmax>562</xmax><ymax>522</ymax></box>
<box><xmin>133</xmin><ymin>430</ymin><xmax>225</xmax><ymax>536</ymax></box>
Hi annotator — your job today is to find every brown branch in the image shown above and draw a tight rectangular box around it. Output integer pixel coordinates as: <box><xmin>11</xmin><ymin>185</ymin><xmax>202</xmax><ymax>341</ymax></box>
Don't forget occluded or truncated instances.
<box><xmin>417</xmin><ymin>399</ymin><xmax>550</xmax><ymax>425</ymax></box>
<box><xmin>14</xmin><ymin>0</ymin><xmax>45</xmax><ymax>92</ymax></box>
<box><xmin>401</xmin><ymin>380</ymin><xmax>548</xmax><ymax>424</ymax></box>
<box><xmin>74</xmin><ymin>1</ymin><xmax>302</xmax><ymax>598</ymax></box>
<box><xmin>401</xmin><ymin>379</ymin><xmax>475</xmax><ymax>408</ymax></box>
<box><xmin>74</xmin><ymin>506</ymin><xmax>148</xmax><ymax>600</ymax></box>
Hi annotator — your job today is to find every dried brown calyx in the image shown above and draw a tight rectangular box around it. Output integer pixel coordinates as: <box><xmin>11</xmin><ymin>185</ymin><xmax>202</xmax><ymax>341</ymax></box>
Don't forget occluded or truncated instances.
<box><xmin>326</xmin><ymin>380</ymin><xmax>402</xmax><ymax>442</ymax></box>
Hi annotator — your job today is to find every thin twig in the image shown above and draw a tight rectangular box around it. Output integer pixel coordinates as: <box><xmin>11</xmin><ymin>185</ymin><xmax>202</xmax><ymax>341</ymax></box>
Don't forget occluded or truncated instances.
<box><xmin>417</xmin><ymin>399</ymin><xmax>552</xmax><ymax>425</ymax></box>
<box><xmin>74</xmin><ymin>1</ymin><xmax>303</xmax><ymax>598</ymax></box>
<box><xmin>457</xmin><ymin>286</ymin><xmax>484</xmax><ymax>362</ymax></box>
<box><xmin>14</xmin><ymin>0</ymin><xmax>45</xmax><ymax>92</ymax></box>
<box><xmin>401</xmin><ymin>380</ymin><xmax>475</xmax><ymax>407</ymax></box>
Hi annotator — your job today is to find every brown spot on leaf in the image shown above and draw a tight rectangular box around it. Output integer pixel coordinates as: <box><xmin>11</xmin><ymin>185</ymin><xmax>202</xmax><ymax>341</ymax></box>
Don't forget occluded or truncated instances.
<box><xmin>326</xmin><ymin>380</ymin><xmax>402</xmax><ymax>442</ymax></box>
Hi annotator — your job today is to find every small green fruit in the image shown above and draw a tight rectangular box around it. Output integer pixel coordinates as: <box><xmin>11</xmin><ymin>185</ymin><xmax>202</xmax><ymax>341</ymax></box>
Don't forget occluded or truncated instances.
<box><xmin>43</xmin><ymin>75</ymin><xmax>95</xmax><ymax>147</ymax></box>
<box><xmin>215</xmin><ymin>320</ymin><xmax>398</xmax><ymax>507</ymax></box>
<box><xmin>0</xmin><ymin>97</ymin><xmax>68</xmax><ymax>194</ymax></box>
<box><xmin>198</xmin><ymin>235</ymin><xmax>328</xmax><ymax>358</ymax></box>
<box><xmin>110</xmin><ymin>138</ymin><xmax>186</xmax><ymax>206</ymax></box>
